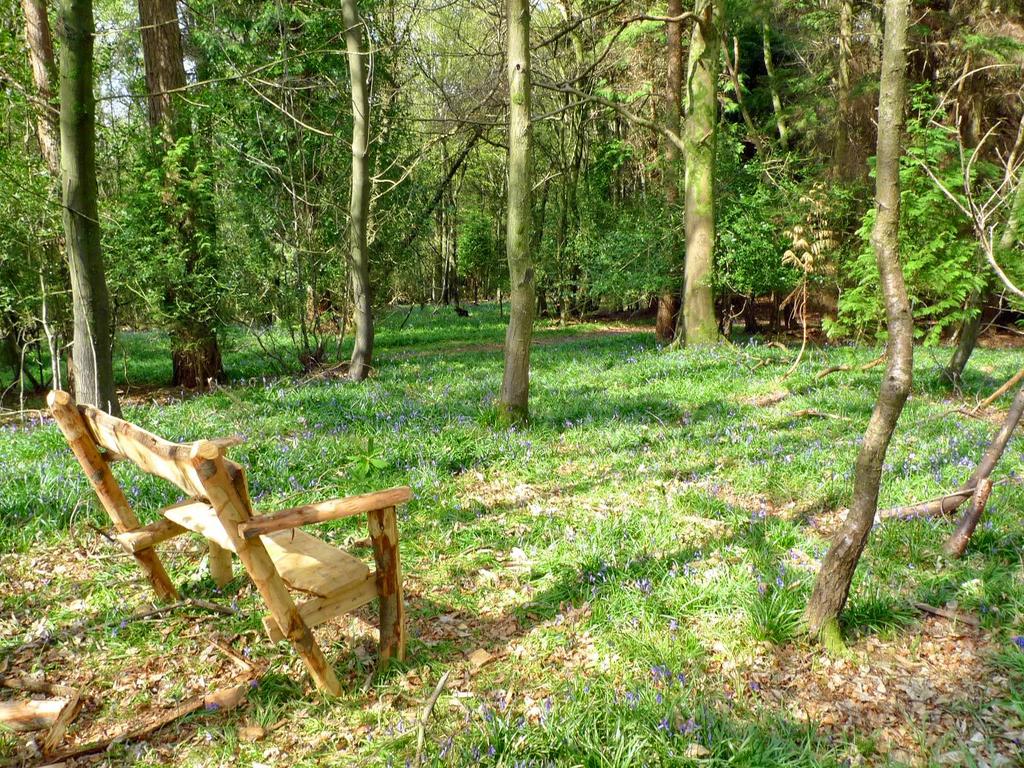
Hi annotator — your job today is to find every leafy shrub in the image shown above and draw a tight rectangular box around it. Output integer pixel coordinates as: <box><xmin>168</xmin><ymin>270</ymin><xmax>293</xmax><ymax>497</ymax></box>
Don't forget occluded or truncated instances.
<box><xmin>827</xmin><ymin>88</ymin><xmax>986</xmax><ymax>342</ymax></box>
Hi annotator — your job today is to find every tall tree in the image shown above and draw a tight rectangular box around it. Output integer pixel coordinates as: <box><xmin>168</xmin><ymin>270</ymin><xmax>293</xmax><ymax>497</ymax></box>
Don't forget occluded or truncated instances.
<box><xmin>656</xmin><ymin>0</ymin><xmax>684</xmax><ymax>343</ymax></box>
<box><xmin>137</xmin><ymin>0</ymin><xmax>223</xmax><ymax>387</ymax></box>
<box><xmin>58</xmin><ymin>0</ymin><xmax>119</xmax><ymax>414</ymax></box>
<box><xmin>498</xmin><ymin>0</ymin><xmax>535</xmax><ymax>422</ymax></box>
<box><xmin>676</xmin><ymin>0</ymin><xmax>721</xmax><ymax>345</ymax></box>
<box><xmin>22</xmin><ymin>0</ymin><xmax>59</xmax><ymax>179</ymax></box>
<box><xmin>804</xmin><ymin>0</ymin><xmax>912</xmax><ymax>649</ymax></box>
<box><xmin>343</xmin><ymin>0</ymin><xmax>374</xmax><ymax>381</ymax></box>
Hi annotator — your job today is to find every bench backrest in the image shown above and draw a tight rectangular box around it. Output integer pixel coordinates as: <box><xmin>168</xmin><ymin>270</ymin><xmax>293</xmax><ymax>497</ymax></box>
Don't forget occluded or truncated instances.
<box><xmin>48</xmin><ymin>390</ymin><xmax>246</xmax><ymax>502</ymax></box>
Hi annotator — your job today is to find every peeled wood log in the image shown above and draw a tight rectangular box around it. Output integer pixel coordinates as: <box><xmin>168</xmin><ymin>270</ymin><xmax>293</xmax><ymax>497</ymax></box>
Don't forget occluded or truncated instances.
<box><xmin>263</xmin><ymin>571</ymin><xmax>378</xmax><ymax>643</ymax></box>
<box><xmin>944</xmin><ymin>476</ymin><xmax>993</xmax><ymax>558</ymax></box>
<box><xmin>369</xmin><ymin>506</ymin><xmax>406</xmax><ymax>662</ymax></box>
<box><xmin>0</xmin><ymin>698</ymin><xmax>67</xmax><ymax>731</ymax></box>
<box><xmin>115</xmin><ymin>517</ymin><xmax>186</xmax><ymax>553</ymax></box>
<box><xmin>238</xmin><ymin>487</ymin><xmax>412</xmax><ymax>540</ymax></box>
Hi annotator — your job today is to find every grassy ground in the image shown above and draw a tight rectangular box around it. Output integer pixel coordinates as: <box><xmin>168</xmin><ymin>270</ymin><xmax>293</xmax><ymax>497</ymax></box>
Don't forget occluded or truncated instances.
<box><xmin>2</xmin><ymin>305</ymin><xmax>1024</xmax><ymax>766</ymax></box>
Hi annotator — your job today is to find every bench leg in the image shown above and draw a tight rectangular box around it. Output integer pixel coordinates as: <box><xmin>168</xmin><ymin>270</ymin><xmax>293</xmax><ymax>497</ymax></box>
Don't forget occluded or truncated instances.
<box><xmin>208</xmin><ymin>542</ymin><xmax>233</xmax><ymax>588</ymax></box>
<box><xmin>368</xmin><ymin>506</ymin><xmax>406</xmax><ymax>663</ymax></box>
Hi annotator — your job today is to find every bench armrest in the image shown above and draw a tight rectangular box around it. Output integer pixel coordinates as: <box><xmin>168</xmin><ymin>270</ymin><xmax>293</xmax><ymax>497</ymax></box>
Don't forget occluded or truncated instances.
<box><xmin>238</xmin><ymin>486</ymin><xmax>412</xmax><ymax>539</ymax></box>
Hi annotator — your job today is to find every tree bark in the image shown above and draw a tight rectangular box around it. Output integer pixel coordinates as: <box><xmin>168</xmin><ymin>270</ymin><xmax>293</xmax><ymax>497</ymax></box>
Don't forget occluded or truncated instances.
<box><xmin>58</xmin><ymin>0</ymin><xmax>119</xmax><ymax>415</ymax></box>
<box><xmin>22</xmin><ymin>0</ymin><xmax>60</xmax><ymax>179</ymax></box>
<box><xmin>343</xmin><ymin>0</ymin><xmax>374</xmax><ymax>381</ymax></box>
<box><xmin>832</xmin><ymin>0</ymin><xmax>853</xmax><ymax>175</ymax></box>
<box><xmin>762</xmin><ymin>21</ymin><xmax>789</xmax><ymax>150</ymax></box>
<box><xmin>137</xmin><ymin>0</ymin><xmax>223</xmax><ymax>388</ymax></box>
<box><xmin>498</xmin><ymin>0</ymin><xmax>535</xmax><ymax>423</ymax></box>
<box><xmin>804</xmin><ymin>0</ymin><xmax>912</xmax><ymax>648</ymax></box>
<box><xmin>657</xmin><ymin>0</ymin><xmax>684</xmax><ymax>344</ymax></box>
<box><xmin>676</xmin><ymin>0</ymin><xmax>721</xmax><ymax>346</ymax></box>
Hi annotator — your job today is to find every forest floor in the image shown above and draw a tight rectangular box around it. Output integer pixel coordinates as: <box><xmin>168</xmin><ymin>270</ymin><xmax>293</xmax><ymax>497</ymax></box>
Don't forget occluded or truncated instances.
<box><xmin>3</xmin><ymin>305</ymin><xmax>1024</xmax><ymax>767</ymax></box>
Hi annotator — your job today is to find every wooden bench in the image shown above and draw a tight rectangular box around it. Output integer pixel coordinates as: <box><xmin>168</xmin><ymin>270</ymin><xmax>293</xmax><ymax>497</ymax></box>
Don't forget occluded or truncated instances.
<box><xmin>47</xmin><ymin>390</ymin><xmax>409</xmax><ymax>696</ymax></box>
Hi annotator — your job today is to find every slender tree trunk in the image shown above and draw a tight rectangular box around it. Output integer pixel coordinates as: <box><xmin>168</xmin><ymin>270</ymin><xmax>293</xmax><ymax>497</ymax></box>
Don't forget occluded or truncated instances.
<box><xmin>137</xmin><ymin>0</ymin><xmax>223</xmax><ymax>388</ymax></box>
<box><xmin>946</xmin><ymin>181</ymin><xmax>1024</xmax><ymax>382</ymax></box>
<box><xmin>58</xmin><ymin>0</ymin><xmax>119</xmax><ymax>414</ymax></box>
<box><xmin>498</xmin><ymin>0</ymin><xmax>535</xmax><ymax>423</ymax></box>
<box><xmin>343</xmin><ymin>0</ymin><xmax>373</xmax><ymax>381</ymax></box>
<box><xmin>656</xmin><ymin>0</ymin><xmax>684</xmax><ymax>343</ymax></box>
<box><xmin>762</xmin><ymin>21</ymin><xmax>789</xmax><ymax>150</ymax></box>
<box><xmin>676</xmin><ymin>0</ymin><xmax>721</xmax><ymax>346</ymax></box>
<box><xmin>833</xmin><ymin>0</ymin><xmax>853</xmax><ymax>175</ymax></box>
<box><xmin>22</xmin><ymin>0</ymin><xmax>69</xmax><ymax>390</ymax></box>
<box><xmin>804</xmin><ymin>0</ymin><xmax>912</xmax><ymax>649</ymax></box>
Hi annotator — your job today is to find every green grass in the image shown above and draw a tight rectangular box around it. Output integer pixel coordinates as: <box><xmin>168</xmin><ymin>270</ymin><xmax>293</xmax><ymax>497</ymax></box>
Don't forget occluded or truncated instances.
<box><xmin>2</xmin><ymin>305</ymin><xmax>1024</xmax><ymax>766</ymax></box>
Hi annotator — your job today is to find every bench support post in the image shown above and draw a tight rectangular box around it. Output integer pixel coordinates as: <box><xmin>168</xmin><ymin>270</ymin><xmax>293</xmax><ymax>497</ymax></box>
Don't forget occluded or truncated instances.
<box><xmin>368</xmin><ymin>506</ymin><xmax>406</xmax><ymax>662</ymax></box>
<box><xmin>48</xmin><ymin>391</ymin><xmax>178</xmax><ymax>602</ymax></box>
<box><xmin>190</xmin><ymin>442</ymin><xmax>341</xmax><ymax>696</ymax></box>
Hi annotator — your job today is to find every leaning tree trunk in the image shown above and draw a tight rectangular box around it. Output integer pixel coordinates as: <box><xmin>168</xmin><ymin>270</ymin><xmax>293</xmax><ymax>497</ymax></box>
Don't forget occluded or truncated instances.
<box><xmin>656</xmin><ymin>0</ymin><xmax>684</xmax><ymax>343</ymax></box>
<box><xmin>676</xmin><ymin>0</ymin><xmax>721</xmax><ymax>346</ymax></box>
<box><xmin>804</xmin><ymin>0</ymin><xmax>912</xmax><ymax>650</ymax></box>
<box><xmin>137</xmin><ymin>0</ymin><xmax>223</xmax><ymax>388</ymax></box>
<box><xmin>946</xmin><ymin>181</ymin><xmax>1024</xmax><ymax>383</ymax></box>
<box><xmin>343</xmin><ymin>0</ymin><xmax>373</xmax><ymax>381</ymax></box>
<box><xmin>498</xmin><ymin>0</ymin><xmax>535</xmax><ymax>423</ymax></box>
<box><xmin>58</xmin><ymin>0</ymin><xmax>119</xmax><ymax>415</ymax></box>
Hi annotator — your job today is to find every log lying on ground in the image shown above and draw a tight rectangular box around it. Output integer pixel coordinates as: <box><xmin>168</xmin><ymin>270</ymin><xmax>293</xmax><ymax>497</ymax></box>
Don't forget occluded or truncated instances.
<box><xmin>45</xmin><ymin>681</ymin><xmax>251</xmax><ymax>762</ymax></box>
<box><xmin>816</xmin><ymin>353</ymin><xmax>886</xmax><ymax>380</ymax></box>
<box><xmin>881</xmin><ymin>384</ymin><xmax>1024</xmax><ymax>518</ymax></box>
<box><xmin>0</xmin><ymin>698</ymin><xmax>67</xmax><ymax>731</ymax></box>
<box><xmin>0</xmin><ymin>675</ymin><xmax>82</xmax><ymax>752</ymax></box>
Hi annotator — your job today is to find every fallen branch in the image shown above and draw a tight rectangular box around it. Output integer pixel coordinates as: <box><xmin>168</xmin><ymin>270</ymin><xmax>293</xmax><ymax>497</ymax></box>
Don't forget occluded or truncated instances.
<box><xmin>816</xmin><ymin>353</ymin><xmax>886</xmax><ymax>380</ymax></box>
<box><xmin>45</xmin><ymin>681</ymin><xmax>251</xmax><ymax>762</ymax></box>
<box><xmin>881</xmin><ymin>384</ymin><xmax>1024</xmax><ymax>518</ymax></box>
<box><xmin>414</xmin><ymin>669</ymin><xmax>451</xmax><ymax>765</ymax></box>
<box><xmin>913</xmin><ymin>602</ymin><xmax>980</xmax><ymax>627</ymax></box>
<box><xmin>11</xmin><ymin>598</ymin><xmax>237</xmax><ymax>654</ymax></box>
<box><xmin>973</xmin><ymin>364</ymin><xmax>1024</xmax><ymax>413</ymax></box>
<box><xmin>785</xmin><ymin>409</ymin><xmax>851</xmax><ymax>421</ymax></box>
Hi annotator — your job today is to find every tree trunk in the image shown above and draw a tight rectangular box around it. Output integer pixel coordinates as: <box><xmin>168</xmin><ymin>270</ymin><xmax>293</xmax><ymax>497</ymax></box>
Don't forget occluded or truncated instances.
<box><xmin>763</xmin><ymin>21</ymin><xmax>789</xmax><ymax>150</ymax></box>
<box><xmin>656</xmin><ymin>0</ymin><xmax>684</xmax><ymax>344</ymax></box>
<box><xmin>343</xmin><ymin>0</ymin><xmax>374</xmax><ymax>381</ymax></box>
<box><xmin>655</xmin><ymin>0</ymin><xmax>685</xmax><ymax>343</ymax></box>
<box><xmin>804</xmin><ymin>0</ymin><xmax>912</xmax><ymax>649</ymax></box>
<box><xmin>676</xmin><ymin>0</ymin><xmax>722</xmax><ymax>346</ymax></box>
<box><xmin>22</xmin><ymin>0</ymin><xmax>60</xmax><ymax>179</ymax></box>
<box><xmin>832</xmin><ymin>0</ymin><xmax>853</xmax><ymax>176</ymax></box>
<box><xmin>498</xmin><ymin>0</ymin><xmax>535</xmax><ymax>423</ymax></box>
<box><xmin>58</xmin><ymin>0</ymin><xmax>119</xmax><ymax>414</ymax></box>
<box><xmin>137</xmin><ymin>0</ymin><xmax>223</xmax><ymax>388</ymax></box>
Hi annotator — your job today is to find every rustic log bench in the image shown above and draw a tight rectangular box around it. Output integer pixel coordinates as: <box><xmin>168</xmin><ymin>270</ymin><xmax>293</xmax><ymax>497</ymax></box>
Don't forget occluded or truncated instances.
<box><xmin>47</xmin><ymin>390</ymin><xmax>409</xmax><ymax>696</ymax></box>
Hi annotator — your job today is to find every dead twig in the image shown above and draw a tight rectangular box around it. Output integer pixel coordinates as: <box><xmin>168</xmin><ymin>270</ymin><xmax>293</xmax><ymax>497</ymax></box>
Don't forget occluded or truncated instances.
<box><xmin>913</xmin><ymin>602</ymin><xmax>980</xmax><ymax>627</ymax></box>
<box><xmin>414</xmin><ymin>670</ymin><xmax>452</xmax><ymax>765</ymax></box>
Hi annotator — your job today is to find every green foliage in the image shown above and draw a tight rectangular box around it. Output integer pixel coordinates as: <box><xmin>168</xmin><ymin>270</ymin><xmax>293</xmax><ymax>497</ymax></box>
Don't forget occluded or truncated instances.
<box><xmin>828</xmin><ymin>89</ymin><xmax>985</xmax><ymax>342</ymax></box>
